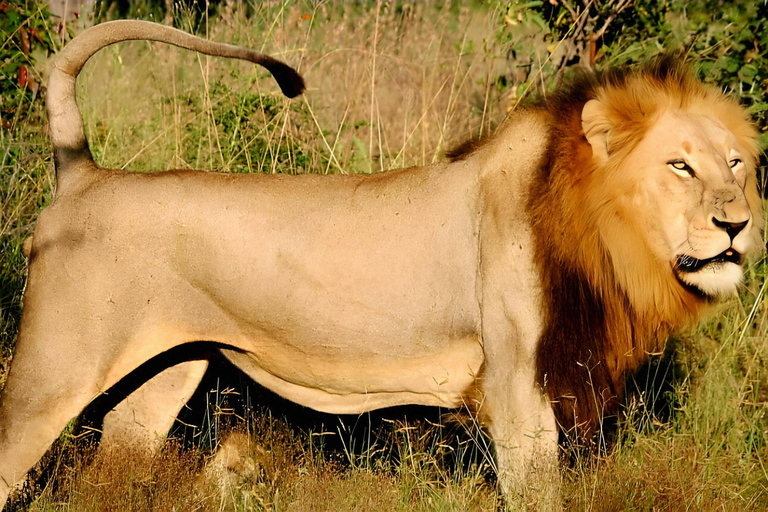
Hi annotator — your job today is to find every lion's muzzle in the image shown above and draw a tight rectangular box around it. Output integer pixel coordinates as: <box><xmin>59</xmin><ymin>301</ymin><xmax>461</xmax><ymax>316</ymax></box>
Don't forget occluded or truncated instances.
<box><xmin>675</xmin><ymin>248</ymin><xmax>742</xmax><ymax>274</ymax></box>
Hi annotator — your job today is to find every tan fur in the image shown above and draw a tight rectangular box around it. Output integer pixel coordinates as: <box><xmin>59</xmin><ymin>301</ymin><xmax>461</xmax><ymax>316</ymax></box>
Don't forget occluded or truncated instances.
<box><xmin>0</xmin><ymin>23</ymin><xmax>761</xmax><ymax>509</ymax></box>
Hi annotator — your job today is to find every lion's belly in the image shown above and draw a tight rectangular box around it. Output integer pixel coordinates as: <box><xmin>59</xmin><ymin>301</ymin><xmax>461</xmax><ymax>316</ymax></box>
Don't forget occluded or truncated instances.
<box><xmin>219</xmin><ymin>332</ymin><xmax>484</xmax><ymax>414</ymax></box>
<box><xmin>135</xmin><ymin>290</ymin><xmax>484</xmax><ymax>413</ymax></box>
<box><xmin>177</xmin><ymin>238</ymin><xmax>483</xmax><ymax>412</ymax></box>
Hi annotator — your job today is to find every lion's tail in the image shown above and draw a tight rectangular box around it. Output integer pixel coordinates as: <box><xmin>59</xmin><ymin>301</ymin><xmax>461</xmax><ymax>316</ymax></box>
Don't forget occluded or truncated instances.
<box><xmin>47</xmin><ymin>20</ymin><xmax>305</xmax><ymax>192</ymax></box>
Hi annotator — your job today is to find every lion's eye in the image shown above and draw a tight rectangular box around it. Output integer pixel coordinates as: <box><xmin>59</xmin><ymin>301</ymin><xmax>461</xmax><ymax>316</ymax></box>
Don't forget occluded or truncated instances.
<box><xmin>729</xmin><ymin>158</ymin><xmax>742</xmax><ymax>169</ymax></box>
<box><xmin>668</xmin><ymin>160</ymin><xmax>695</xmax><ymax>178</ymax></box>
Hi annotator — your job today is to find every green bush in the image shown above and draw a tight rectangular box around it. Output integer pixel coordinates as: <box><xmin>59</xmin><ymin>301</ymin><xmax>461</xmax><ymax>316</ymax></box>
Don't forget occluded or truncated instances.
<box><xmin>0</xmin><ymin>0</ymin><xmax>57</xmax><ymax>129</ymax></box>
<box><xmin>604</xmin><ymin>1</ymin><xmax>768</xmax><ymax>152</ymax></box>
<box><xmin>188</xmin><ymin>80</ymin><xmax>315</xmax><ymax>174</ymax></box>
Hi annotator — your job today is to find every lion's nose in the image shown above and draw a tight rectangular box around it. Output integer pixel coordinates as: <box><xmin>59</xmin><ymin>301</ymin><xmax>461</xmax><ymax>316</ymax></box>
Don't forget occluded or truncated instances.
<box><xmin>712</xmin><ymin>216</ymin><xmax>749</xmax><ymax>242</ymax></box>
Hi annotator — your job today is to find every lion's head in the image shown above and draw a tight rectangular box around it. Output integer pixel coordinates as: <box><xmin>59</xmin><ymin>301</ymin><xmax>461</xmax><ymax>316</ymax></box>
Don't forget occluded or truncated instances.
<box><xmin>531</xmin><ymin>57</ymin><xmax>764</xmax><ymax>437</ymax></box>
<box><xmin>581</xmin><ymin>62</ymin><xmax>763</xmax><ymax>301</ymax></box>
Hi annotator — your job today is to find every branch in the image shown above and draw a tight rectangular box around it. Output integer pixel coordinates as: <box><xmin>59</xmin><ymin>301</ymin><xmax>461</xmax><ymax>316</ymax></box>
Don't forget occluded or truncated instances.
<box><xmin>562</xmin><ymin>0</ymin><xmax>579</xmax><ymax>20</ymax></box>
<box><xmin>593</xmin><ymin>0</ymin><xmax>635</xmax><ymax>41</ymax></box>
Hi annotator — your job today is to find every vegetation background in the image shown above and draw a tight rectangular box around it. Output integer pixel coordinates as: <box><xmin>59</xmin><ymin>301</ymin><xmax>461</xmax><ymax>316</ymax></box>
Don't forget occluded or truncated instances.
<box><xmin>1</xmin><ymin>0</ymin><xmax>768</xmax><ymax>509</ymax></box>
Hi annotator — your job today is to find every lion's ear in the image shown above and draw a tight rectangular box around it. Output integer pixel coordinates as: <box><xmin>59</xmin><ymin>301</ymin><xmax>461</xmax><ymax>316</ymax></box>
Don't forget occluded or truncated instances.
<box><xmin>581</xmin><ymin>99</ymin><xmax>611</xmax><ymax>164</ymax></box>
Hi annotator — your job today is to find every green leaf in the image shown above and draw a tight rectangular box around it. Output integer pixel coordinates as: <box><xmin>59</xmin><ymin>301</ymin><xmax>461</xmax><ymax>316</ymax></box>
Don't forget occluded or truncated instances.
<box><xmin>748</xmin><ymin>102</ymin><xmax>768</xmax><ymax>115</ymax></box>
<box><xmin>738</xmin><ymin>64</ymin><xmax>758</xmax><ymax>83</ymax></box>
<box><xmin>724</xmin><ymin>58</ymin><xmax>740</xmax><ymax>73</ymax></box>
<box><xmin>527</xmin><ymin>12</ymin><xmax>548</xmax><ymax>32</ymax></box>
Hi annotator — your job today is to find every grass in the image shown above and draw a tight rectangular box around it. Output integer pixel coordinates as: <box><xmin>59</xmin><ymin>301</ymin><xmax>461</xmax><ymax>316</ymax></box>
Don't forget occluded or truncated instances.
<box><xmin>2</xmin><ymin>1</ymin><xmax>768</xmax><ymax>510</ymax></box>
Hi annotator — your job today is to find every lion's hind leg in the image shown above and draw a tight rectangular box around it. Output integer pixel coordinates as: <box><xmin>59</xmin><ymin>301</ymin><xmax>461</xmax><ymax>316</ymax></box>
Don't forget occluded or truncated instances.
<box><xmin>99</xmin><ymin>355</ymin><xmax>209</xmax><ymax>454</ymax></box>
<box><xmin>0</xmin><ymin>270</ymin><xmax>201</xmax><ymax>507</ymax></box>
<box><xmin>0</xmin><ymin>308</ymin><xmax>113</xmax><ymax>506</ymax></box>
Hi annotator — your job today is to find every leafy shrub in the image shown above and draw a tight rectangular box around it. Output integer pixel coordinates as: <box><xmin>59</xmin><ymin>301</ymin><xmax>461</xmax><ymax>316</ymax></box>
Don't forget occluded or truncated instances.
<box><xmin>0</xmin><ymin>1</ymin><xmax>57</xmax><ymax>129</ymax></box>
<box><xmin>165</xmin><ymin>78</ymin><xmax>317</xmax><ymax>175</ymax></box>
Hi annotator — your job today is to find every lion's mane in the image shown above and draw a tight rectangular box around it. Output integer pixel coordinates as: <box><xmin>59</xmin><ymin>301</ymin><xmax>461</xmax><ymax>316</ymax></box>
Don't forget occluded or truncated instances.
<box><xmin>528</xmin><ymin>57</ymin><xmax>764</xmax><ymax>437</ymax></box>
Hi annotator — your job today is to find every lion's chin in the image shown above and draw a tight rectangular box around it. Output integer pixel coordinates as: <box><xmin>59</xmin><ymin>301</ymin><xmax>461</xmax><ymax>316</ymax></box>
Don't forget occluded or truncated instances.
<box><xmin>675</xmin><ymin>261</ymin><xmax>744</xmax><ymax>298</ymax></box>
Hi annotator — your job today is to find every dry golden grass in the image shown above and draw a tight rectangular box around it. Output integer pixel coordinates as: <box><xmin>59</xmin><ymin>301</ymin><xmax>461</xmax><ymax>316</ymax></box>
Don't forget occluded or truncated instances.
<box><xmin>9</xmin><ymin>411</ymin><xmax>500</xmax><ymax>511</ymax></box>
<box><xmin>75</xmin><ymin>2</ymin><xmax>520</xmax><ymax>177</ymax></box>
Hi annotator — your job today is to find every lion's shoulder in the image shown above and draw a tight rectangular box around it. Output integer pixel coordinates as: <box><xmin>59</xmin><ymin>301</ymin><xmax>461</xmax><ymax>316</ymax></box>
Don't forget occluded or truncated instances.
<box><xmin>446</xmin><ymin>107</ymin><xmax>551</xmax><ymax>163</ymax></box>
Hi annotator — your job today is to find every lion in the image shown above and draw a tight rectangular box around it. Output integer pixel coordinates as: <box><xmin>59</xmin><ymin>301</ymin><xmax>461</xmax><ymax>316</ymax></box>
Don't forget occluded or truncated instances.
<box><xmin>0</xmin><ymin>20</ymin><xmax>763</xmax><ymax>508</ymax></box>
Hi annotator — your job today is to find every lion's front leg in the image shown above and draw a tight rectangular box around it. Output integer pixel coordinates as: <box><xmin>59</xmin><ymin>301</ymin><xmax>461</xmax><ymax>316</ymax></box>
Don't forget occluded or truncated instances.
<box><xmin>477</xmin><ymin>230</ymin><xmax>560</xmax><ymax>508</ymax></box>
<box><xmin>480</xmin><ymin>361</ymin><xmax>559</xmax><ymax>509</ymax></box>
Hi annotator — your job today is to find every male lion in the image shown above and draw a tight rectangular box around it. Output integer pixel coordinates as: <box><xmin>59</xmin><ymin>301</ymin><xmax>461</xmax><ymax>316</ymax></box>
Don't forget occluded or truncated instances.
<box><xmin>0</xmin><ymin>20</ymin><xmax>763</xmax><ymax>507</ymax></box>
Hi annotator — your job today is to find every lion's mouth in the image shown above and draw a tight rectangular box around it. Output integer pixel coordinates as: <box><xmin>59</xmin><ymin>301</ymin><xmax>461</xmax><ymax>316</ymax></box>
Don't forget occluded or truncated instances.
<box><xmin>675</xmin><ymin>249</ymin><xmax>742</xmax><ymax>273</ymax></box>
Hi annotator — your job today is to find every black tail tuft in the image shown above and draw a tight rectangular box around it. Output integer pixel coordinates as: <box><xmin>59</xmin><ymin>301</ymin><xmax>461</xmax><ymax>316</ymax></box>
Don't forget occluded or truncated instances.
<box><xmin>260</xmin><ymin>57</ymin><xmax>306</xmax><ymax>98</ymax></box>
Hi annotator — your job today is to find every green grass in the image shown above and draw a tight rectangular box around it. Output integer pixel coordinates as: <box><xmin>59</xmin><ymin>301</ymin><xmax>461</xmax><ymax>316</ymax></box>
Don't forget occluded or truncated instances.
<box><xmin>2</xmin><ymin>1</ymin><xmax>768</xmax><ymax>510</ymax></box>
